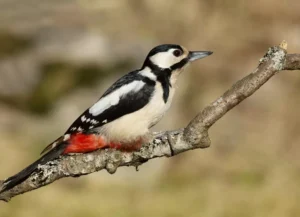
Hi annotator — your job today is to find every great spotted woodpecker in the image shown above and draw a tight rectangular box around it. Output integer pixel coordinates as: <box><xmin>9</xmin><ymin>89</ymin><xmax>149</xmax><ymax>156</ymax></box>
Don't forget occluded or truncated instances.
<box><xmin>0</xmin><ymin>44</ymin><xmax>212</xmax><ymax>193</ymax></box>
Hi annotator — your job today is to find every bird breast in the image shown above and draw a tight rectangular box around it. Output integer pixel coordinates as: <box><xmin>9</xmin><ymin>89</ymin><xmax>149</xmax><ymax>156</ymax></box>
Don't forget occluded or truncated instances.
<box><xmin>99</xmin><ymin>82</ymin><xmax>175</xmax><ymax>142</ymax></box>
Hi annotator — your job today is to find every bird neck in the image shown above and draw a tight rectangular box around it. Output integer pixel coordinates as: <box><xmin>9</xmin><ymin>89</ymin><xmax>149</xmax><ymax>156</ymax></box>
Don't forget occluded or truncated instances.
<box><xmin>142</xmin><ymin>61</ymin><xmax>172</xmax><ymax>103</ymax></box>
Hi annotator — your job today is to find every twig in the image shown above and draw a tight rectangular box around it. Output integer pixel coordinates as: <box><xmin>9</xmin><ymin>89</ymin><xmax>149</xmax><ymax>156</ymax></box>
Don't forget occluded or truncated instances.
<box><xmin>0</xmin><ymin>41</ymin><xmax>299</xmax><ymax>202</ymax></box>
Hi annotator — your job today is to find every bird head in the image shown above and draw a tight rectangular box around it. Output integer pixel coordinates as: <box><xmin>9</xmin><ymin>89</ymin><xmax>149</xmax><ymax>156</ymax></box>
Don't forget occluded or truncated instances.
<box><xmin>143</xmin><ymin>44</ymin><xmax>213</xmax><ymax>71</ymax></box>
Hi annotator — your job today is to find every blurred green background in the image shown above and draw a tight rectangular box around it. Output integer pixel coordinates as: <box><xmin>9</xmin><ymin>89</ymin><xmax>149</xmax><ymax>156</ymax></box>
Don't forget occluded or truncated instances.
<box><xmin>1</xmin><ymin>0</ymin><xmax>300</xmax><ymax>216</ymax></box>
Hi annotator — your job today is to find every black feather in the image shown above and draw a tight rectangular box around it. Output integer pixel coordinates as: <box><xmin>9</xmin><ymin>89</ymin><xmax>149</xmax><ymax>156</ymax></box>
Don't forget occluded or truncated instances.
<box><xmin>65</xmin><ymin>71</ymin><xmax>155</xmax><ymax>134</ymax></box>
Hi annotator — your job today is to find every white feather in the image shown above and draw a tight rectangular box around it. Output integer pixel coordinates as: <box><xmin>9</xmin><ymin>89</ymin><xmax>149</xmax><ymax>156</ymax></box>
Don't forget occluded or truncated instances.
<box><xmin>89</xmin><ymin>80</ymin><xmax>145</xmax><ymax>116</ymax></box>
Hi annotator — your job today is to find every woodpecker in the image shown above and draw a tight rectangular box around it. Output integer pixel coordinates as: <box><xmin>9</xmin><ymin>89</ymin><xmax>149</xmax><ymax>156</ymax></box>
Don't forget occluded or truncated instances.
<box><xmin>0</xmin><ymin>44</ymin><xmax>212</xmax><ymax>193</ymax></box>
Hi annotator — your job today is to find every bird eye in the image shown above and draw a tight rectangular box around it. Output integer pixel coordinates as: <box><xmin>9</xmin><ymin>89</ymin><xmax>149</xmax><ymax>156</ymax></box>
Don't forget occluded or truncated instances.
<box><xmin>173</xmin><ymin>49</ymin><xmax>182</xmax><ymax>57</ymax></box>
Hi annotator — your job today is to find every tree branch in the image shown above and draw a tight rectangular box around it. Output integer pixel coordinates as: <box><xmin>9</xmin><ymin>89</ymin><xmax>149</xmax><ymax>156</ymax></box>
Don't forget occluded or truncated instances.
<box><xmin>0</xmin><ymin>41</ymin><xmax>299</xmax><ymax>202</ymax></box>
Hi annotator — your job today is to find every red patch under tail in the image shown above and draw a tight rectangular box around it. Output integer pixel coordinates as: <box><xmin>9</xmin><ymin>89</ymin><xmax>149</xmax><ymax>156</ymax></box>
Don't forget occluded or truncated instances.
<box><xmin>63</xmin><ymin>133</ymin><xmax>107</xmax><ymax>154</ymax></box>
<box><xmin>63</xmin><ymin>134</ymin><xmax>144</xmax><ymax>154</ymax></box>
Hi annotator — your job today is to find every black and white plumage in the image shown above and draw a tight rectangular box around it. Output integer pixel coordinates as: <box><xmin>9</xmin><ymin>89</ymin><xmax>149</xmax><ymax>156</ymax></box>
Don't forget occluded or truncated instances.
<box><xmin>0</xmin><ymin>44</ymin><xmax>212</xmax><ymax>193</ymax></box>
<box><xmin>64</xmin><ymin>44</ymin><xmax>212</xmax><ymax>142</ymax></box>
<box><xmin>65</xmin><ymin>70</ymin><xmax>156</xmax><ymax>137</ymax></box>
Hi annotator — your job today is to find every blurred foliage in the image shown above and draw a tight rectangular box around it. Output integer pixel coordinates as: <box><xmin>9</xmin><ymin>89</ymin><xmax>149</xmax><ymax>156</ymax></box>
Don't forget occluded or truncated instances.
<box><xmin>27</xmin><ymin>60</ymin><xmax>133</xmax><ymax>114</ymax></box>
<box><xmin>0</xmin><ymin>31</ymin><xmax>32</xmax><ymax>58</ymax></box>
<box><xmin>1</xmin><ymin>0</ymin><xmax>300</xmax><ymax>217</ymax></box>
<box><xmin>0</xmin><ymin>59</ymin><xmax>134</xmax><ymax>114</ymax></box>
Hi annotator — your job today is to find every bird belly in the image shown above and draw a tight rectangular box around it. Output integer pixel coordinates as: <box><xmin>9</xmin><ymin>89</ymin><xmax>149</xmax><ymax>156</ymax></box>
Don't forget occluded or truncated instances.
<box><xmin>98</xmin><ymin>84</ymin><xmax>175</xmax><ymax>143</ymax></box>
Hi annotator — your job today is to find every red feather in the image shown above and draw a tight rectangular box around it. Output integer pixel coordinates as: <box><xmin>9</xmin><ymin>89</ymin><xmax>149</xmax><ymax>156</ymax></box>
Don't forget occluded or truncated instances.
<box><xmin>63</xmin><ymin>133</ymin><xmax>107</xmax><ymax>154</ymax></box>
<box><xmin>63</xmin><ymin>133</ymin><xmax>143</xmax><ymax>154</ymax></box>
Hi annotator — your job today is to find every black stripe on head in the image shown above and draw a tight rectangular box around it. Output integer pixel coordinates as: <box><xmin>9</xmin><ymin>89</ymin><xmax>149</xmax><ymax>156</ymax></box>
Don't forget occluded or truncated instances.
<box><xmin>147</xmin><ymin>44</ymin><xmax>183</xmax><ymax>57</ymax></box>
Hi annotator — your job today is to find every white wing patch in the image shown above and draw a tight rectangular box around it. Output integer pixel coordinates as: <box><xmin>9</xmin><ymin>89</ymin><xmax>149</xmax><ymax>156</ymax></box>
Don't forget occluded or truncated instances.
<box><xmin>89</xmin><ymin>80</ymin><xmax>146</xmax><ymax>116</ymax></box>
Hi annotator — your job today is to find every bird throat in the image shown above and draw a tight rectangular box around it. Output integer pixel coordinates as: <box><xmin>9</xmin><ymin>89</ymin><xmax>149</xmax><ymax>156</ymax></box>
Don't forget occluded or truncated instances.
<box><xmin>145</xmin><ymin>62</ymin><xmax>172</xmax><ymax>103</ymax></box>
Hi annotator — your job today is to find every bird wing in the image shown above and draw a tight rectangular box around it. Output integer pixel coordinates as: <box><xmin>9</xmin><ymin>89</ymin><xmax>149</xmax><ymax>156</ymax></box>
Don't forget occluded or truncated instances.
<box><xmin>65</xmin><ymin>72</ymin><xmax>155</xmax><ymax>134</ymax></box>
<box><xmin>40</xmin><ymin>71</ymin><xmax>155</xmax><ymax>155</ymax></box>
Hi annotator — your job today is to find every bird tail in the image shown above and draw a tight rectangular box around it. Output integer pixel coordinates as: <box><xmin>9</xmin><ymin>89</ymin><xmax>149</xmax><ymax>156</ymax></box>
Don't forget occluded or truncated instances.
<box><xmin>0</xmin><ymin>133</ymin><xmax>108</xmax><ymax>194</ymax></box>
<box><xmin>0</xmin><ymin>140</ymin><xmax>68</xmax><ymax>194</ymax></box>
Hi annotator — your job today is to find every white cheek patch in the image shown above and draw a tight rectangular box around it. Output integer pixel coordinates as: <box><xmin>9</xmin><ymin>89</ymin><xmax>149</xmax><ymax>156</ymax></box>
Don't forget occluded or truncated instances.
<box><xmin>150</xmin><ymin>49</ymin><xmax>184</xmax><ymax>69</ymax></box>
<box><xmin>89</xmin><ymin>80</ymin><xmax>145</xmax><ymax>116</ymax></box>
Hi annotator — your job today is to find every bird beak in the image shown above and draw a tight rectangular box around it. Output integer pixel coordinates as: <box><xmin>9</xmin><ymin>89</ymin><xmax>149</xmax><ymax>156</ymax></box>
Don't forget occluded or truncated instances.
<box><xmin>188</xmin><ymin>51</ymin><xmax>213</xmax><ymax>62</ymax></box>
